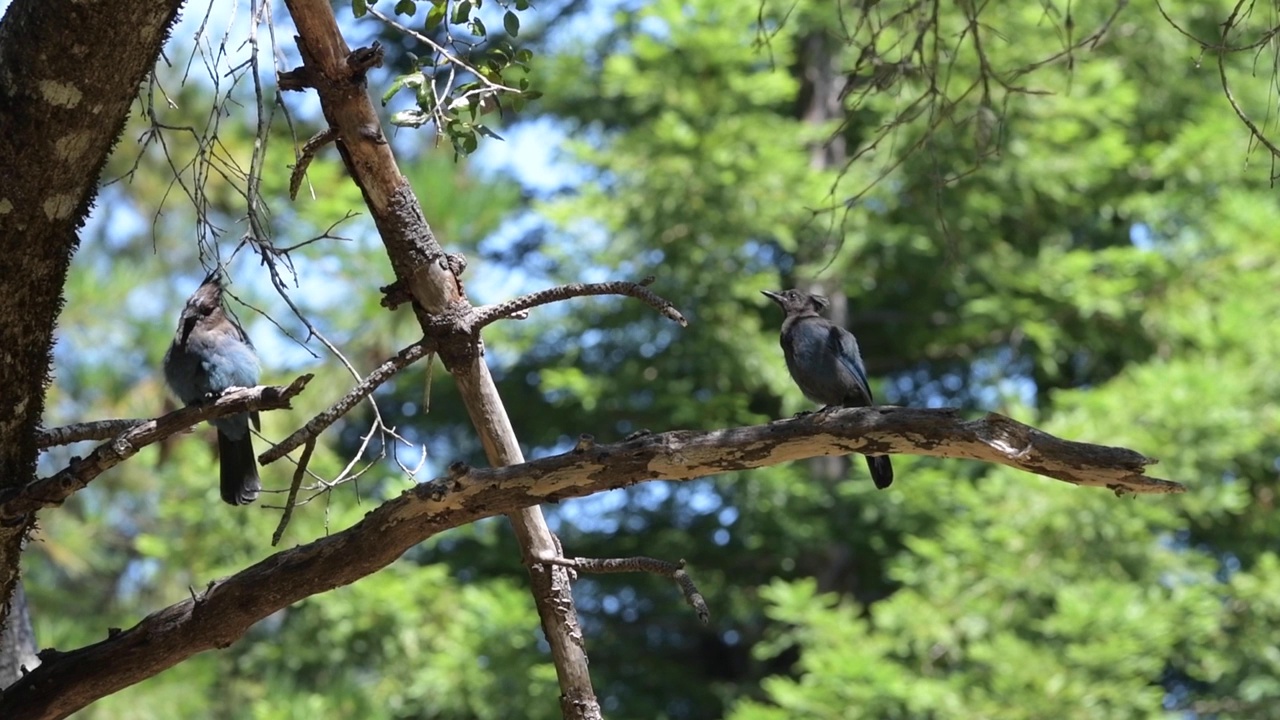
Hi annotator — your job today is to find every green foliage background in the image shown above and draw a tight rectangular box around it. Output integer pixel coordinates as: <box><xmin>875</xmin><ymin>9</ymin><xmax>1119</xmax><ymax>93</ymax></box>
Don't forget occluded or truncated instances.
<box><xmin>30</xmin><ymin>0</ymin><xmax>1280</xmax><ymax>717</ymax></box>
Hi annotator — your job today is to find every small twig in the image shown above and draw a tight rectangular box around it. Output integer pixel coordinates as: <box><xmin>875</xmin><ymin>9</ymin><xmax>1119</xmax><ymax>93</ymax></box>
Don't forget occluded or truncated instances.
<box><xmin>473</xmin><ymin>278</ymin><xmax>688</xmax><ymax>329</ymax></box>
<box><xmin>272</xmin><ymin>438</ymin><xmax>315</xmax><ymax>546</ymax></box>
<box><xmin>545</xmin><ymin>556</ymin><xmax>710</xmax><ymax>624</ymax></box>
<box><xmin>289</xmin><ymin>127</ymin><xmax>337</xmax><ymax>200</ymax></box>
<box><xmin>1215</xmin><ymin>1</ymin><xmax>1280</xmax><ymax>163</ymax></box>
<box><xmin>260</xmin><ymin>340</ymin><xmax>434</xmax><ymax>465</ymax></box>
<box><xmin>365</xmin><ymin>8</ymin><xmax>521</xmax><ymax>96</ymax></box>
<box><xmin>2</xmin><ymin>377</ymin><xmax>312</xmax><ymax>519</ymax></box>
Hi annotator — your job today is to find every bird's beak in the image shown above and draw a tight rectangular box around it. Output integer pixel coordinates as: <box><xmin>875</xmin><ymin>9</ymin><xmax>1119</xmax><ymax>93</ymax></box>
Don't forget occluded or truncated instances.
<box><xmin>761</xmin><ymin>290</ymin><xmax>784</xmax><ymax>306</ymax></box>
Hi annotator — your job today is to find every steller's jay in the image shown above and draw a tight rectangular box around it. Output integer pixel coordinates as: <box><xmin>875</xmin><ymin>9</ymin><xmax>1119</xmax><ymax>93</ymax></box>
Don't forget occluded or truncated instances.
<box><xmin>163</xmin><ymin>272</ymin><xmax>262</xmax><ymax>505</ymax></box>
<box><xmin>763</xmin><ymin>288</ymin><xmax>894</xmax><ymax>489</ymax></box>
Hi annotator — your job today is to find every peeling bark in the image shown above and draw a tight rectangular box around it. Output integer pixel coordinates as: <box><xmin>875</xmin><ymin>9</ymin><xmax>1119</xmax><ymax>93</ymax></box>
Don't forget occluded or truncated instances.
<box><xmin>0</xmin><ymin>405</ymin><xmax>1178</xmax><ymax>719</ymax></box>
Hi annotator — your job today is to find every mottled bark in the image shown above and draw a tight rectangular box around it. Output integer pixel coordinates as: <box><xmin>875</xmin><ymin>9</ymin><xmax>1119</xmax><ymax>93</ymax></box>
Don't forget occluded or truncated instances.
<box><xmin>0</xmin><ymin>0</ymin><xmax>185</xmax><ymax>683</ymax></box>
<box><xmin>0</xmin><ymin>405</ymin><xmax>1180</xmax><ymax>718</ymax></box>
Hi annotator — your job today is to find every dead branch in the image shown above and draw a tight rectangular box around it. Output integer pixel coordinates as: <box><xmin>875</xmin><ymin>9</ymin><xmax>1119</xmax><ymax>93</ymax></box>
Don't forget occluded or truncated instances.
<box><xmin>0</xmin><ymin>376</ymin><xmax>312</xmax><ymax>519</ymax></box>
<box><xmin>279</xmin><ymin>1</ymin><xmax>600</xmax><ymax>715</ymax></box>
<box><xmin>429</xmin><ymin>407</ymin><xmax>1181</xmax><ymax>498</ymax></box>
<box><xmin>288</xmin><ymin>128</ymin><xmax>338</xmax><ymax>200</ymax></box>
<box><xmin>545</xmin><ymin>556</ymin><xmax>710</xmax><ymax>624</ymax></box>
<box><xmin>36</xmin><ymin>420</ymin><xmax>148</xmax><ymax>449</ymax></box>
<box><xmin>259</xmin><ymin>340</ymin><xmax>434</xmax><ymax>464</ymax></box>
<box><xmin>0</xmin><ymin>406</ymin><xmax>1176</xmax><ymax>719</ymax></box>
<box><xmin>271</xmin><ymin>438</ymin><xmax>316</xmax><ymax>546</ymax></box>
<box><xmin>473</xmin><ymin>278</ymin><xmax>689</xmax><ymax>329</ymax></box>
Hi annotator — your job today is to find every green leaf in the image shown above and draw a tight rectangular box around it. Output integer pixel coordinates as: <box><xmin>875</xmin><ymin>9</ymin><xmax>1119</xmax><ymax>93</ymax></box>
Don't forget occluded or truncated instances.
<box><xmin>470</xmin><ymin>16</ymin><xmax>486</xmax><ymax>37</ymax></box>
<box><xmin>380</xmin><ymin>76</ymin><xmax>406</xmax><ymax>106</ymax></box>
<box><xmin>503</xmin><ymin>11</ymin><xmax>520</xmax><ymax>37</ymax></box>
<box><xmin>394</xmin><ymin>0</ymin><xmax>416</xmax><ymax>16</ymax></box>
<box><xmin>425</xmin><ymin>2</ymin><xmax>445</xmax><ymax>31</ymax></box>
<box><xmin>451</xmin><ymin>0</ymin><xmax>471</xmax><ymax>23</ymax></box>
<box><xmin>389</xmin><ymin>109</ymin><xmax>428</xmax><ymax>127</ymax></box>
<box><xmin>352</xmin><ymin>0</ymin><xmax>367</xmax><ymax>18</ymax></box>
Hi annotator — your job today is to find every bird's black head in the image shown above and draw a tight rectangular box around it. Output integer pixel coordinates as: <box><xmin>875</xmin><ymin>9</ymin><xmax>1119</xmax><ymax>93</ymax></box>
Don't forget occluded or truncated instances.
<box><xmin>762</xmin><ymin>288</ymin><xmax>829</xmax><ymax>317</ymax></box>
<box><xmin>176</xmin><ymin>271</ymin><xmax>226</xmax><ymax>344</ymax></box>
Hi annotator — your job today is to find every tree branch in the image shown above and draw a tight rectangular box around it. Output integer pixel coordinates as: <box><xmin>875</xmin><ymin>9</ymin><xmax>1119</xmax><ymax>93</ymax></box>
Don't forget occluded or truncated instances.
<box><xmin>259</xmin><ymin>341</ymin><xmax>433</xmax><ymax>465</ymax></box>
<box><xmin>280</xmin><ymin>0</ymin><xmax>602</xmax><ymax>715</ymax></box>
<box><xmin>0</xmin><ymin>407</ymin><xmax>1176</xmax><ymax>718</ymax></box>
<box><xmin>0</xmin><ymin>377</ymin><xmax>312</xmax><ymax>519</ymax></box>
<box><xmin>545</xmin><ymin>556</ymin><xmax>710</xmax><ymax>624</ymax></box>
<box><xmin>472</xmin><ymin>278</ymin><xmax>689</xmax><ymax>329</ymax></box>
<box><xmin>36</xmin><ymin>420</ymin><xmax>147</xmax><ymax>449</ymax></box>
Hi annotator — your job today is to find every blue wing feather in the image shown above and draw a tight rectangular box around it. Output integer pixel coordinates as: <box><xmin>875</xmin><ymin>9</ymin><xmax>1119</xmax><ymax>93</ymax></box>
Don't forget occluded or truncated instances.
<box><xmin>826</xmin><ymin>325</ymin><xmax>874</xmax><ymax>405</ymax></box>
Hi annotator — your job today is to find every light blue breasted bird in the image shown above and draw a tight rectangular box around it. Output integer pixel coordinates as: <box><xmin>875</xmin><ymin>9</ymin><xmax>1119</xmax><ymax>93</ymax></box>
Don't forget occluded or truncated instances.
<box><xmin>163</xmin><ymin>272</ymin><xmax>262</xmax><ymax>505</ymax></box>
<box><xmin>763</xmin><ymin>288</ymin><xmax>894</xmax><ymax>489</ymax></box>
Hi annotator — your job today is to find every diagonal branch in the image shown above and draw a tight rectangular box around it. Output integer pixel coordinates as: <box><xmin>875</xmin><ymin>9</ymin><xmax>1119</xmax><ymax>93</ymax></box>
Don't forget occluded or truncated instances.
<box><xmin>0</xmin><ymin>376</ymin><xmax>312</xmax><ymax>519</ymax></box>
<box><xmin>473</xmin><ymin>278</ymin><xmax>689</xmax><ymax>329</ymax></box>
<box><xmin>0</xmin><ymin>407</ymin><xmax>1176</xmax><ymax>718</ymax></box>
<box><xmin>259</xmin><ymin>340</ymin><xmax>434</xmax><ymax>464</ymax></box>
<box><xmin>36</xmin><ymin>420</ymin><xmax>149</xmax><ymax>449</ymax></box>
<box><xmin>279</xmin><ymin>1</ymin><xmax>601</xmax><ymax>715</ymax></box>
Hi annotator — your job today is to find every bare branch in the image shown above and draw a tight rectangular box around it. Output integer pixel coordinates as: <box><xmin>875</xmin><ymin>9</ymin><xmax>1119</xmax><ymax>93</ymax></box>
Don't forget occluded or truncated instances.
<box><xmin>259</xmin><ymin>340</ymin><xmax>434</xmax><ymax>465</ymax></box>
<box><xmin>271</xmin><ymin>438</ymin><xmax>315</xmax><ymax>546</ymax></box>
<box><xmin>0</xmin><ymin>407</ymin><xmax>1176</xmax><ymax>718</ymax></box>
<box><xmin>288</xmin><ymin>128</ymin><xmax>337</xmax><ymax>201</ymax></box>
<box><xmin>0</xmin><ymin>377</ymin><xmax>313</xmax><ymax>519</ymax></box>
<box><xmin>546</xmin><ymin>556</ymin><xmax>710</xmax><ymax>624</ymax></box>
<box><xmin>438</xmin><ymin>407</ymin><xmax>1181</xmax><ymax>497</ymax></box>
<box><xmin>473</xmin><ymin>279</ymin><xmax>689</xmax><ymax>329</ymax></box>
<box><xmin>36</xmin><ymin>420</ymin><xmax>149</xmax><ymax>449</ymax></box>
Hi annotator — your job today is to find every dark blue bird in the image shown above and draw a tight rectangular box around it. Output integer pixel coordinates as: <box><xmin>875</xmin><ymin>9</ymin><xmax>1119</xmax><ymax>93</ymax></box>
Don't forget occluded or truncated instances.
<box><xmin>163</xmin><ymin>272</ymin><xmax>262</xmax><ymax>505</ymax></box>
<box><xmin>763</xmin><ymin>288</ymin><xmax>893</xmax><ymax>489</ymax></box>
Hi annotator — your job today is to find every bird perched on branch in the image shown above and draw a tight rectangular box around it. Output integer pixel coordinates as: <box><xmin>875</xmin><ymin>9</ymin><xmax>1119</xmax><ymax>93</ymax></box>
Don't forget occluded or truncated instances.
<box><xmin>762</xmin><ymin>288</ymin><xmax>894</xmax><ymax>489</ymax></box>
<box><xmin>163</xmin><ymin>271</ymin><xmax>262</xmax><ymax>505</ymax></box>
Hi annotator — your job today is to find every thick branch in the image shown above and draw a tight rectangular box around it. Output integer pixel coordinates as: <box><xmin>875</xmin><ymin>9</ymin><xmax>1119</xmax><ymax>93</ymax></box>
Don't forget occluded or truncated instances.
<box><xmin>0</xmin><ymin>377</ymin><xmax>312</xmax><ymax>519</ymax></box>
<box><xmin>36</xmin><ymin>420</ymin><xmax>146</xmax><ymax>449</ymax></box>
<box><xmin>0</xmin><ymin>407</ymin><xmax>1175</xmax><ymax>718</ymax></box>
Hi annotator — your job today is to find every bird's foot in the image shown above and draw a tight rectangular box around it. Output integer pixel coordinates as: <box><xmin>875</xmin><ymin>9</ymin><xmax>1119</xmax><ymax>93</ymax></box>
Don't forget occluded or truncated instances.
<box><xmin>791</xmin><ymin>409</ymin><xmax>815</xmax><ymax>419</ymax></box>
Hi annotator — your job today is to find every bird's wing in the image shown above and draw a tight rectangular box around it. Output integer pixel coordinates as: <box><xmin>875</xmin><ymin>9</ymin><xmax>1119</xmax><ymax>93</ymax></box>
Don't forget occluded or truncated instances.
<box><xmin>826</xmin><ymin>324</ymin><xmax>874</xmax><ymax>404</ymax></box>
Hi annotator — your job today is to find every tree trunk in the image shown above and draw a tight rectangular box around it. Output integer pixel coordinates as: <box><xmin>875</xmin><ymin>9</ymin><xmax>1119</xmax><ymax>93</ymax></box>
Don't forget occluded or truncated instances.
<box><xmin>0</xmin><ymin>0</ymin><xmax>185</xmax><ymax>670</ymax></box>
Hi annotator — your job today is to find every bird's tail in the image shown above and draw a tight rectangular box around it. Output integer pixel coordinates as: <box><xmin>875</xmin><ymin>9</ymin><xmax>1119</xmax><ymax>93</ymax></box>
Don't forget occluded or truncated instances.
<box><xmin>218</xmin><ymin>430</ymin><xmax>261</xmax><ymax>505</ymax></box>
<box><xmin>865</xmin><ymin>454</ymin><xmax>894</xmax><ymax>490</ymax></box>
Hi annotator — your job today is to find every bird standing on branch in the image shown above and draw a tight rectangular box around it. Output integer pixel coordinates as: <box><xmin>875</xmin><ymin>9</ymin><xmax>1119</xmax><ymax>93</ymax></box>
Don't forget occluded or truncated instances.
<box><xmin>762</xmin><ymin>288</ymin><xmax>894</xmax><ymax>489</ymax></box>
<box><xmin>163</xmin><ymin>272</ymin><xmax>262</xmax><ymax>505</ymax></box>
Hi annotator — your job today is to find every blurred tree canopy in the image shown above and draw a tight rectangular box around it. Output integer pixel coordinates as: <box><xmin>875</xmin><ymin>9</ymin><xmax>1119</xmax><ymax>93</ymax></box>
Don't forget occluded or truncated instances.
<box><xmin>18</xmin><ymin>0</ymin><xmax>1280</xmax><ymax>717</ymax></box>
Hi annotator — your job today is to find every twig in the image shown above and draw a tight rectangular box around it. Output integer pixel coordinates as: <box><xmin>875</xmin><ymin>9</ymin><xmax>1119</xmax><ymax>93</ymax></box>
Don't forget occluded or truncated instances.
<box><xmin>289</xmin><ymin>128</ymin><xmax>337</xmax><ymax>200</ymax></box>
<box><xmin>545</xmin><ymin>556</ymin><xmax>710</xmax><ymax>624</ymax></box>
<box><xmin>365</xmin><ymin>8</ymin><xmax>521</xmax><ymax>96</ymax></box>
<box><xmin>259</xmin><ymin>340</ymin><xmax>434</xmax><ymax>465</ymax></box>
<box><xmin>272</xmin><ymin>438</ymin><xmax>315</xmax><ymax>546</ymax></box>
<box><xmin>1215</xmin><ymin>0</ymin><xmax>1280</xmax><ymax>163</ymax></box>
<box><xmin>1</xmin><ymin>377</ymin><xmax>312</xmax><ymax>519</ymax></box>
<box><xmin>473</xmin><ymin>278</ymin><xmax>688</xmax><ymax>329</ymax></box>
